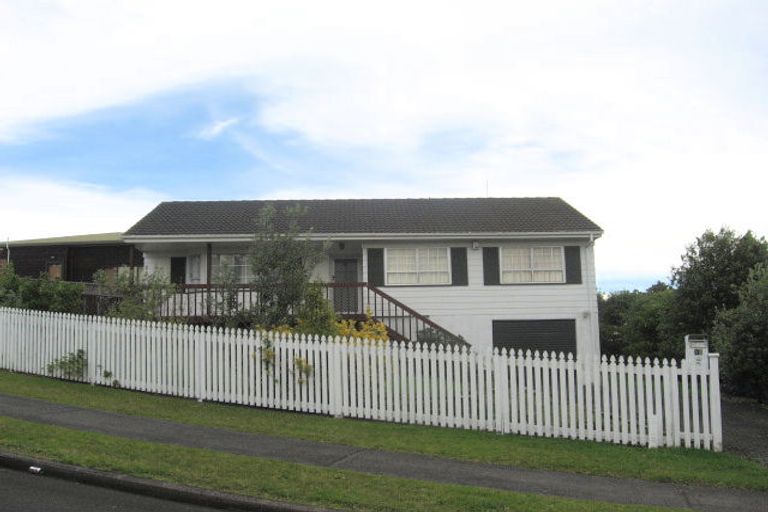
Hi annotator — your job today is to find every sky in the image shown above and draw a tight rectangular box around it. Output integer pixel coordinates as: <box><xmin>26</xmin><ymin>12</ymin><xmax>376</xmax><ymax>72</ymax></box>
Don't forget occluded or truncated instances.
<box><xmin>1</xmin><ymin>0</ymin><xmax>767</xmax><ymax>292</ymax></box>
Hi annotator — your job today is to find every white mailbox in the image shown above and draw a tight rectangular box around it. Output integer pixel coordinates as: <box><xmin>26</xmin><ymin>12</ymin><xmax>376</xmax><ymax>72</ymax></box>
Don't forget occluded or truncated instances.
<box><xmin>685</xmin><ymin>334</ymin><xmax>709</xmax><ymax>369</ymax></box>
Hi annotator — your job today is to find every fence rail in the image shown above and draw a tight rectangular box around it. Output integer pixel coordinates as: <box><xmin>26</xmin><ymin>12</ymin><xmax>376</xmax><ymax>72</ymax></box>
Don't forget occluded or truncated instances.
<box><xmin>0</xmin><ymin>307</ymin><xmax>722</xmax><ymax>450</ymax></box>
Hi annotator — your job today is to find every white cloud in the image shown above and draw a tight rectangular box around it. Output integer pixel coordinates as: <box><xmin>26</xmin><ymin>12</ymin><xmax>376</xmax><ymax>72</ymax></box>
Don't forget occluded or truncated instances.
<box><xmin>196</xmin><ymin>117</ymin><xmax>240</xmax><ymax>140</ymax></box>
<box><xmin>0</xmin><ymin>173</ymin><xmax>166</xmax><ymax>241</ymax></box>
<box><xmin>1</xmin><ymin>0</ymin><xmax>767</xmax><ymax>286</ymax></box>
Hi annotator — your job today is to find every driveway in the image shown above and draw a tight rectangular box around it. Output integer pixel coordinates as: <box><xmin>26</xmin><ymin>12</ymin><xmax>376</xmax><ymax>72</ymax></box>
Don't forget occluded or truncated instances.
<box><xmin>722</xmin><ymin>396</ymin><xmax>768</xmax><ymax>466</ymax></box>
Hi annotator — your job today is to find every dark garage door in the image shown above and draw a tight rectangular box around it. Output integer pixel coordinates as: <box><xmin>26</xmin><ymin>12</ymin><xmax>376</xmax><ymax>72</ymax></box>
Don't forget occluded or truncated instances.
<box><xmin>492</xmin><ymin>319</ymin><xmax>577</xmax><ymax>356</ymax></box>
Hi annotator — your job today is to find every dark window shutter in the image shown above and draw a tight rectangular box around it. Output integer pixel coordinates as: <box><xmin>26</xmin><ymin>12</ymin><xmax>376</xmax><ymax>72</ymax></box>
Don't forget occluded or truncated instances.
<box><xmin>367</xmin><ymin>248</ymin><xmax>385</xmax><ymax>287</ymax></box>
<box><xmin>564</xmin><ymin>246</ymin><xmax>582</xmax><ymax>284</ymax></box>
<box><xmin>450</xmin><ymin>247</ymin><xmax>468</xmax><ymax>286</ymax></box>
<box><xmin>483</xmin><ymin>247</ymin><xmax>500</xmax><ymax>285</ymax></box>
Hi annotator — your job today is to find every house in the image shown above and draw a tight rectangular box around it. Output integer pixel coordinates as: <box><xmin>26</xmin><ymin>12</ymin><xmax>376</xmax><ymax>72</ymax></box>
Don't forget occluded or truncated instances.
<box><xmin>123</xmin><ymin>197</ymin><xmax>603</xmax><ymax>356</ymax></box>
<box><xmin>0</xmin><ymin>232</ymin><xmax>143</xmax><ymax>282</ymax></box>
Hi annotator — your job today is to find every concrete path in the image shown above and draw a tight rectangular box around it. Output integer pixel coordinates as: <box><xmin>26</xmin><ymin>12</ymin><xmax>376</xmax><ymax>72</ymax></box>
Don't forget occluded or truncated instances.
<box><xmin>1</xmin><ymin>393</ymin><xmax>766</xmax><ymax>512</ymax></box>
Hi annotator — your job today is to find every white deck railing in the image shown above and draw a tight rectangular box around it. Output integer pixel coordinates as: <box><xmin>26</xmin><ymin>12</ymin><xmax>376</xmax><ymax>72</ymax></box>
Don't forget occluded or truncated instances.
<box><xmin>0</xmin><ymin>307</ymin><xmax>722</xmax><ymax>450</ymax></box>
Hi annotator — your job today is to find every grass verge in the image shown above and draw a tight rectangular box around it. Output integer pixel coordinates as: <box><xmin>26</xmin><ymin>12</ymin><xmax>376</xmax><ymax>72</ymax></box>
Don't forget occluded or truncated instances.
<box><xmin>0</xmin><ymin>416</ymin><xmax>685</xmax><ymax>512</ymax></box>
<box><xmin>1</xmin><ymin>370</ymin><xmax>766</xmax><ymax>491</ymax></box>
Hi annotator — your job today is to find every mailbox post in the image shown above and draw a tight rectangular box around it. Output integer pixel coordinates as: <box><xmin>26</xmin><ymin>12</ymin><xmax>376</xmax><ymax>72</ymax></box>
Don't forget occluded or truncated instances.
<box><xmin>685</xmin><ymin>334</ymin><xmax>709</xmax><ymax>370</ymax></box>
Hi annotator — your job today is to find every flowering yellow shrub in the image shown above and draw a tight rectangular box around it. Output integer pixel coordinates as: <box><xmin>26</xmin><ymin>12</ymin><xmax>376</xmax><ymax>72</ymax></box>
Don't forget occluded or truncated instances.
<box><xmin>254</xmin><ymin>312</ymin><xmax>389</xmax><ymax>342</ymax></box>
<box><xmin>335</xmin><ymin>311</ymin><xmax>389</xmax><ymax>342</ymax></box>
<box><xmin>254</xmin><ymin>324</ymin><xmax>295</xmax><ymax>335</ymax></box>
<box><xmin>293</xmin><ymin>356</ymin><xmax>313</xmax><ymax>384</ymax></box>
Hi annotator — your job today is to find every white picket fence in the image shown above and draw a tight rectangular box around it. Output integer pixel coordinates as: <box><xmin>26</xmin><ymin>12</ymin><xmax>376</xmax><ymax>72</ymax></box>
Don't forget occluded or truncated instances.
<box><xmin>0</xmin><ymin>307</ymin><xmax>722</xmax><ymax>451</ymax></box>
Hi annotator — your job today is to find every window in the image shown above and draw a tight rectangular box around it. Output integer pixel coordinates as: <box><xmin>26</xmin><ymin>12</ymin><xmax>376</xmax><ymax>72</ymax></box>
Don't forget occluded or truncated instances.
<box><xmin>187</xmin><ymin>255</ymin><xmax>202</xmax><ymax>284</ymax></box>
<box><xmin>211</xmin><ymin>254</ymin><xmax>251</xmax><ymax>284</ymax></box>
<box><xmin>385</xmin><ymin>248</ymin><xmax>450</xmax><ymax>285</ymax></box>
<box><xmin>500</xmin><ymin>246</ymin><xmax>564</xmax><ymax>284</ymax></box>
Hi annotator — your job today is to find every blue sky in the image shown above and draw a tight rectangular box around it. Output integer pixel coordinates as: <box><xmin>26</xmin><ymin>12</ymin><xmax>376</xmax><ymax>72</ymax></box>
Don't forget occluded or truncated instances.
<box><xmin>1</xmin><ymin>0</ymin><xmax>767</xmax><ymax>292</ymax></box>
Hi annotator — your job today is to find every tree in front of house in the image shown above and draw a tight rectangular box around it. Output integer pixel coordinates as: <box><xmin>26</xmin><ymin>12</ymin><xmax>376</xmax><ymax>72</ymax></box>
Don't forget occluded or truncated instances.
<box><xmin>245</xmin><ymin>204</ymin><xmax>390</xmax><ymax>342</ymax></box>
<box><xmin>248</xmin><ymin>203</ymin><xmax>328</xmax><ymax>329</ymax></box>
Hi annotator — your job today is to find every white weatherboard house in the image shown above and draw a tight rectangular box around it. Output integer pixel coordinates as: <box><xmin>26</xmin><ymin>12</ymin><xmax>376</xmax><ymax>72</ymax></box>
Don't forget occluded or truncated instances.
<box><xmin>123</xmin><ymin>198</ymin><xmax>603</xmax><ymax>356</ymax></box>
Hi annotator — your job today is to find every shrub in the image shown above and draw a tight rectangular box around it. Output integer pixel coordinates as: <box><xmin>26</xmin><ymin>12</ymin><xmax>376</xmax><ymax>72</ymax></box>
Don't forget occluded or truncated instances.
<box><xmin>712</xmin><ymin>264</ymin><xmax>768</xmax><ymax>402</ymax></box>
<box><xmin>0</xmin><ymin>264</ymin><xmax>83</xmax><ymax>313</ymax></box>
<box><xmin>295</xmin><ymin>283</ymin><xmax>337</xmax><ymax>336</ymax></box>
<box><xmin>93</xmin><ymin>270</ymin><xmax>176</xmax><ymax>321</ymax></box>
<box><xmin>212</xmin><ymin>262</ymin><xmax>253</xmax><ymax>329</ymax></box>
<box><xmin>47</xmin><ymin>349</ymin><xmax>87</xmax><ymax>380</ymax></box>
<box><xmin>335</xmin><ymin>311</ymin><xmax>389</xmax><ymax>342</ymax></box>
<box><xmin>0</xmin><ymin>263</ymin><xmax>22</xmax><ymax>307</ymax></box>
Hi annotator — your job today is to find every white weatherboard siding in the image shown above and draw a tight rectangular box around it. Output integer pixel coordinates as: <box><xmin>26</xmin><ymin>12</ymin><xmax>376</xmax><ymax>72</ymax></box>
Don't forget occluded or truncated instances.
<box><xmin>363</xmin><ymin>240</ymin><xmax>600</xmax><ymax>355</ymax></box>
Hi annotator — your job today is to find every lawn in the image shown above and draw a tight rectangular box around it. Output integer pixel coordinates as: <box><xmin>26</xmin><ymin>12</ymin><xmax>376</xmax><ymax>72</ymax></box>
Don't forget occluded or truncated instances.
<box><xmin>0</xmin><ymin>416</ymin><xmax>684</xmax><ymax>512</ymax></box>
<box><xmin>1</xmin><ymin>370</ymin><xmax>767</xmax><ymax>491</ymax></box>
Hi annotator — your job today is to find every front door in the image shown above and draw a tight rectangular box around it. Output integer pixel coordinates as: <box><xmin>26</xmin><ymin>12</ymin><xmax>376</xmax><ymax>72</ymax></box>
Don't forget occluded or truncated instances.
<box><xmin>170</xmin><ymin>257</ymin><xmax>187</xmax><ymax>286</ymax></box>
<box><xmin>333</xmin><ymin>259</ymin><xmax>359</xmax><ymax>313</ymax></box>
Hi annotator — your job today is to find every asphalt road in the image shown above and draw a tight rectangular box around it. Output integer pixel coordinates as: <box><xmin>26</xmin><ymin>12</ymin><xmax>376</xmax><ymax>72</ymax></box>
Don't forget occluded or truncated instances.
<box><xmin>0</xmin><ymin>466</ymin><xmax>221</xmax><ymax>512</ymax></box>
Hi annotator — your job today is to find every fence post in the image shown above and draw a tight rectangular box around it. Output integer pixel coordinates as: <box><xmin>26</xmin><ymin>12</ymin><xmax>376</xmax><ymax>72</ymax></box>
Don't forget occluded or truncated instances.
<box><xmin>708</xmin><ymin>353</ymin><xmax>723</xmax><ymax>452</ymax></box>
<box><xmin>87</xmin><ymin>315</ymin><xmax>96</xmax><ymax>385</ymax></box>
<box><xmin>329</xmin><ymin>338</ymin><xmax>344</xmax><ymax>418</ymax></box>
<box><xmin>493</xmin><ymin>348</ymin><xmax>508</xmax><ymax>433</ymax></box>
<box><xmin>194</xmin><ymin>325</ymin><xmax>204</xmax><ymax>402</ymax></box>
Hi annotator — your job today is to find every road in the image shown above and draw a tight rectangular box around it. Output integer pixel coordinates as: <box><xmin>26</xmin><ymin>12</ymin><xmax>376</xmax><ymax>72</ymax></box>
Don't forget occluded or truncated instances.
<box><xmin>0</xmin><ymin>466</ymin><xmax>223</xmax><ymax>512</ymax></box>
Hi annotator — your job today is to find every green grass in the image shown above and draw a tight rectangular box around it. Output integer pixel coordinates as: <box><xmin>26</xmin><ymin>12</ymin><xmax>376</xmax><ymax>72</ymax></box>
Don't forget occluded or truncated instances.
<box><xmin>1</xmin><ymin>370</ymin><xmax>767</xmax><ymax>491</ymax></box>
<box><xmin>0</xmin><ymin>416</ymin><xmax>684</xmax><ymax>512</ymax></box>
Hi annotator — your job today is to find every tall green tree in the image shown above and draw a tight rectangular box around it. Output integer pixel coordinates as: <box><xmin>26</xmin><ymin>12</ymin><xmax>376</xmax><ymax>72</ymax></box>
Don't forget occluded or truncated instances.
<box><xmin>712</xmin><ymin>264</ymin><xmax>768</xmax><ymax>402</ymax></box>
<box><xmin>249</xmin><ymin>203</ymin><xmax>328</xmax><ymax>327</ymax></box>
<box><xmin>672</xmin><ymin>228</ymin><xmax>768</xmax><ymax>335</ymax></box>
<box><xmin>622</xmin><ymin>287</ymin><xmax>681</xmax><ymax>359</ymax></box>
<box><xmin>598</xmin><ymin>290</ymin><xmax>640</xmax><ymax>356</ymax></box>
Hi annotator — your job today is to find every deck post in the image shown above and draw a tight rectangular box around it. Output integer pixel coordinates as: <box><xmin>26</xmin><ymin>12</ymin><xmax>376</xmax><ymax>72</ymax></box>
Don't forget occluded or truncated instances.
<box><xmin>206</xmin><ymin>243</ymin><xmax>212</xmax><ymax>317</ymax></box>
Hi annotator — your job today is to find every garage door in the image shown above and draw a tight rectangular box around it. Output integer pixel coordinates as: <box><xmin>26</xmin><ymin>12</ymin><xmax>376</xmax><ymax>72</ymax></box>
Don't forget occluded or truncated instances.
<box><xmin>492</xmin><ymin>319</ymin><xmax>577</xmax><ymax>356</ymax></box>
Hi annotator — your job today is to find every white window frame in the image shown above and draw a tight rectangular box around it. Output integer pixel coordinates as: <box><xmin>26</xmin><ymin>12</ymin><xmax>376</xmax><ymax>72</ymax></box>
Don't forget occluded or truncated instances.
<box><xmin>211</xmin><ymin>253</ymin><xmax>252</xmax><ymax>284</ymax></box>
<box><xmin>499</xmin><ymin>245</ymin><xmax>566</xmax><ymax>284</ymax></box>
<box><xmin>187</xmin><ymin>254</ymin><xmax>202</xmax><ymax>284</ymax></box>
<box><xmin>383</xmin><ymin>247</ymin><xmax>452</xmax><ymax>286</ymax></box>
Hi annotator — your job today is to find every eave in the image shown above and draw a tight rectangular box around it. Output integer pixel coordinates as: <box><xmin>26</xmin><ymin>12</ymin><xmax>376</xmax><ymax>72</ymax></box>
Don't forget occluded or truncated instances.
<box><xmin>123</xmin><ymin>230</ymin><xmax>604</xmax><ymax>244</ymax></box>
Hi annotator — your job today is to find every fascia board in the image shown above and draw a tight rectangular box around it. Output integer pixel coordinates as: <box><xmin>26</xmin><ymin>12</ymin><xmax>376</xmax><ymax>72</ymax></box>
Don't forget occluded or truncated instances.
<box><xmin>123</xmin><ymin>230</ymin><xmax>603</xmax><ymax>244</ymax></box>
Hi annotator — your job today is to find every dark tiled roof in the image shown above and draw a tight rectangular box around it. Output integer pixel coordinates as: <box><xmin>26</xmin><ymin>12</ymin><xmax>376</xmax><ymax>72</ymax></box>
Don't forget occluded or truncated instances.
<box><xmin>124</xmin><ymin>198</ymin><xmax>601</xmax><ymax>236</ymax></box>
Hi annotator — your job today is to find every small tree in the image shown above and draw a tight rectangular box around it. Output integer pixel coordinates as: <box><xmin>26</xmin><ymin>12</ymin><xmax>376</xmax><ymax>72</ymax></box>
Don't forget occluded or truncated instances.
<box><xmin>213</xmin><ymin>262</ymin><xmax>252</xmax><ymax>328</ymax></box>
<box><xmin>249</xmin><ymin>203</ymin><xmax>328</xmax><ymax>328</ymax></box>
<box><xmin>712</xmin><ymin>264</ymin><xmax>768</xmax><ymax>402</ymax></box>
